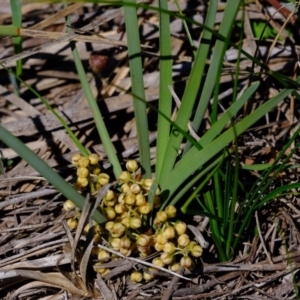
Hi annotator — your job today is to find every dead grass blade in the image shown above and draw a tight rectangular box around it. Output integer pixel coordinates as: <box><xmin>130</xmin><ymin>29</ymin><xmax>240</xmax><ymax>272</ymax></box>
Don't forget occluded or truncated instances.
<box><xmin>5</xmin><ymin>270</ymin><xmax>86</xmax><ymax>296</ymax></box>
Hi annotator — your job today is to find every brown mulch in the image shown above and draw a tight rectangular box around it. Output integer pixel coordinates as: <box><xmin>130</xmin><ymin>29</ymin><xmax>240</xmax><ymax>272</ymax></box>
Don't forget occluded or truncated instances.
<box><xmin>1</xmin><ymin>0</ymin><xmax>300</xmax><ymax>299</ymax></box>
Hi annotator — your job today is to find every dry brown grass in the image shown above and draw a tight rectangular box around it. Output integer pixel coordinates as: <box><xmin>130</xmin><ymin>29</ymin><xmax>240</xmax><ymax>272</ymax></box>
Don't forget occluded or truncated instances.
<box><xmin>1</xmin><ymin>1</ymin><xmax>300</xmax><ymax>299</ymax></box>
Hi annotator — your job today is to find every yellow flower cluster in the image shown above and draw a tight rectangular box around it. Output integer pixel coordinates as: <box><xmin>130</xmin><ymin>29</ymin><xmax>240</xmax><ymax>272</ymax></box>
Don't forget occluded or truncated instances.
<box><xmin>63</xmin><ymin>155</ymin><xmax>203</xmax><ymax>282</ymax></box>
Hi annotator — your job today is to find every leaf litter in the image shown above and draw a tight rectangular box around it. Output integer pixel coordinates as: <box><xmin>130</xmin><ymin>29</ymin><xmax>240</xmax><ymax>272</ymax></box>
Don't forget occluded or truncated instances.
<box><xmin>1</xmin><ymin>0</ymin><xmax>300</xmax><ymax>299</ymax></box>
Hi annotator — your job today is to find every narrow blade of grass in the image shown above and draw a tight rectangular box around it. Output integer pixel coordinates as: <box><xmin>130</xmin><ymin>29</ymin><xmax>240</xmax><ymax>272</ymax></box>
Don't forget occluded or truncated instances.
<box><xmin>123</xmin><ymin>0</ymin><xmax>151</xmax><ymax>178</ymax></box>
<box><xmin>155</xmin><ymin>0</ymin><xmax>172</xmax><ymax>180</ymax></box>
<box><xmin>0</xmin><ymin>124</ymin><xmax>106</xmax><ymax>224</ymax></box>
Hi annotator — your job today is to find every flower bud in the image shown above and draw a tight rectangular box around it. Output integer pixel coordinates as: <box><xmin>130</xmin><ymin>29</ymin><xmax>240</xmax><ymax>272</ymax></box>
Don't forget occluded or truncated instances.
<box><xmin>169</xmin><ymin>261</ymin><xmax>180</xmax><ymax>272</ymax></box>
<box><xmin>163</xmin><ymin>242</ymin><xmax>176</xmax><ymax>254</ymax></box>
<box><xmin>78</xmin><ymin>156</ymin><xmax>90</xmax><ymax>168</ymax></box>
<box><xmin>110</xmin><ymin>238</ymin><xmax>121</xmax><ymax>250</ymax></box>
<box><xmin>63</xmin><ymin>199</ymin><xmax>75</xmax><ymax>211</ymax></box>
<box><xmin>105</xmin><ymin>221</ymin><xmax>114</xmax><ymax>231</ymax></box>
<box><xmin>154</xmin><ymin>242</ymin><xmax>165</xmax><ymax>252</ymax></box>
<box><xmin>191</xmin><ymin>244</ymin><xmax>203</xmax><ymax>257</ymax></box>
<box><xmin>90</xmin><ymin>166</ymin><xmax>101</xmax><ymax>175</ymax></box>
<box><xmin>104</xmin><ymin>207</ymin><xmax>116</xmax><ymax>220</ymax></box>
<box><xmin>120</xmin><ymin>247</ymin><xmax>131</xmax><ymax>256</ymax></box>
<box><xmin>129</xmin><ymin>217</ymin><xmax>142</xmax><ymax>229</ymax></box>
<box><xmin>119</xmin><ymin>171</ymin><xmax>131</xmax><ymax>183</ymax></box>
<box><xmin>138</xmin><ymin>202</ymin><xmax>151</xmax><ymax>214</ymax></box>
<box><xmin>126</xmin><ymin>160</ymin><xmax>138</xmax><ymax>172</ymax></box>
<box><xmin>155</xmin><ymin>232</ymin><xmax>167</xmax><ymax>245</ymax></box>
<box><xmin>118</xmin><ymin>193</ymin><xmax>125</xmax><ymax>204</ymax></box>
<box><xmin>89</xmin><ymin>153</ymin><xmax>100</xmax><ymax>165</ymax></box>
<box><xmin>130</xmin><ymin>183</ymin><xmax>141</xmax><ymax>194</ymax></box>
<box><xmin>180</xmin><ymin>255</ymin><xmax>194</xmax><ymax>270</ymax></box>
<box><xmin>104</xmin><ymin>199</ymin><xmax>116</xmax><ymax>207</ymax></box>
<box><xmin>124</xmin><ymin>193</ymin><xmax>136</xmax><ymax>205</ymax></box>
<box><xmin>121</xmin><ymin>183</ymin><xmax>131</xmax><ymax>193</ymax></box>
<box><xmin>177</xmin><ymin>234</ymin><xmax>190</xmax><ymax>248</ymax></box>
<box><xmin>174</xmin><ymin>221</ymin><xmax>187</xmax><ymax>235</ymax></box>
<box><xmin>136</xmin><ymin>234</ymin><xmax>150</xmax><ymax>247</ymax></box>
<box><xmin>163</xmin><ymin>226</ymin><xmax>175</xmax><ymax>239</ymax></box>
<box><xmin>121</xmin><ymin>216</ymin><xmax>130</xmax><ymax>227</ymax></box>
<box><xmin>160</xmin><ymin>252</ymin><xmax>173</xmax><ymax>265</ymax></box>
<box><xmin>98</xmin><ymin>173</ymin><xmax>110</xmax><ymax>185</ymax></box>
<box><xmin>104</xmin><ymin>189</ymin><xmax>115</xmax><ymax>201</ymax></box>
<box><xmin>152</xmin><ymin>257</ymin><xmax>164</xmax><ymax>267</ymax></box>
<box><xmin>67</xmin><ymin>217</ymin><xmax>78</xmax><ymax>229</ymax></box>
<box><xmin>156</xmin><ymin>211</ymin><xmax>168</xmax><ymax>223</ymax></box>
<box><xmin>131</xmin><ymin>270</ymin><xmax>143</xmax><ymax>282</ymax></box>
<box><xmin>76</xmin><ymin>177</ymin><xmax>89</xmax><ymax>188</ymax></box>
<box><xmin>120</xmin><ymin>236</ymin><xmax>131</xmax><ymax>249</ymax></box>
<box><xmin>98</xmin><ymin>250</ymin><xmax>110</xmax><ymax>260</ymax></box>
<box><xmin>143</xmin><ymin>270</ymin><xmax>155</xmax><ymax>281</ymax></box>
<box><xmin>135</xmin><ymin>194</ymin><xmax>146</xmax><ymax>206</ymax></box>
<box><xmin>110</xmin><ymin>222</ymin><xmax>126</xmax><ymax>238</ymax></box>
<box><xmin>115</xmin><ymin>203</ymin><xmax>128</xmax><ymax>214</ymax></box>
<box><xmin>142</xmin><ymin>178</ymin><xmax>154</xmax><ymax>190</ymax></box>
<box><xmin>165</xmin><ymin>205</ymin><xmax>177</xmax><ymax>218</ymax></box>
<box><xmin>71</xmin><ymin>153</ymin><xmax>82</xmax><ymax>166</ymax></box>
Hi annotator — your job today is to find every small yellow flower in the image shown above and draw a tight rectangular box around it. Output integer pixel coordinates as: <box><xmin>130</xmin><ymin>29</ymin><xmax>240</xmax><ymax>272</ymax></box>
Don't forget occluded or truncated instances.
<box><xmin>143</xmin><ymin>269</ymin><xmax>155</xmax><ymax>281</ymax></box>
<box><xmin>119</xmin><ymin>171</ymin><xmax>131</xmax><ymax>183</ymax></box>
<box><xmin>136</xmin><ymin>234</ymin><xmax>150</xmax><ymax>247</ymax></box>
<box><xmin>71</xmin><ymin>153</ymin><xmax>82</xmax><ymax>166</ymax></box>
<box><xmin>124</xmin><ymin>193</ymin><xmax>136</xmax><ymax>205</ymax></box>
<box><xmin>191</xmin><ymin>244</ymin><xmax>203</xmax><ymax>257</ymax></box>
<box><xmin>120</xmin><ymin>247</ymin><xmax>132</xmax><ymax>256</ymax></box>
<box><xmin>130</xmin><ymin>183</ymin><xmax>141</xmax><ymax>194</ymax></box>
<box><xmin>126</xmin><ymin>160</ymin><xmax>138</xmax><ymax>172</ymax></box>
<box><xmin>110</xmin><ymin>238</ymin><xmax>121</xmax><ymax>250</ymax></box>
<box><xmin>177</xmin><ymin>234</ymin><xmax>190</xmax><ymax>248</ymax></box>
<box><xmin>67</xmin><ymin>217</ymin><xmax>78</xmax><ymax>229</ymax></box>
<box><xmin>142</xmin><ymin>178</ymin><xmax>154</xmax><ymax>190</ymax></box>
<box><xmin>97</xmin><ymin>173</ymin><xmax>110</xmax><ymax>185</ymax></box>
<box><xmin>115</xmin><ymin>203</ymin><xmax>128</xmax><ymax>214</ymax></box>
<box><xmin>63</xmin><ymin>199</ymin><xmax>76</xmax><ymax>211</ymax></box>
<box><xmin>174</xmin><ymin>221</ymin><xmax>187</xmax><ymax>235</ymax></box>
<box><xmin>120</xmin><ymin>236</ymin><xmax>131</xmax><ymax>249</ymax></box>
<box><xmin>152</xmin><ymin>257</ymin><xmax>164</xmax><ymax>267</ymax></box>
<box><xmin>78</xmin><ymin>156</ymin><xmax>90</xmax><ymax>168</ymax></box>
<box><xmin>180</xmin><ymin>255</ymin><xmax>194</xmax><ymax>270</ymax></box>
<box><xmin>76</xmin><ymin>176</ymin><xmax>89</xmax><ymax>188</ymax></box>
<box><xmin>163</xmin><ymin>225</ymin><xmax>175</xmax><ymax>239</ymax></box>
<box><xmin>98</xmin><ymin>250</ymin><xmax>110</xmax><ymax>260</ymax></box>
<box><xmin>138</xmin><ymin>202</ymin><xmax>151</xmax><ymax>214</ymax></box>
<box><xmin>155</xmin><ymin>232</ymin><xmax>167</xmax><ymax>245</ymax></box>
<box><xmin>160</xmin><ymin>252</ymin><xmax>173</xmax><ymax>265</ymax></box>
<box><xmin>105</xmin><ymin>221</ymin><xmax>115</xmax><ymax>231</ymax></box>
<box><xmin>89</xmin><ymin>153</ymin><xmax>100</xmax><ymax>165</ymax></box>
<box><xmin>135</xmin><ymin>194</ymin><xmax>146</xmax><ymax>206</ymax></box>
<box><xmin>163</xmin><ymin>242</ymin><xmax>176</xmax><ymax>254</ymax></box>
<box><xmin>169</xmin><ymin>261</ymin><xmax>180</xmax><ymax>272</ymax></box>
<box><xmin>110</xmin><ymin>222</ymin><xmax>126</xmax><ymax>238</ymax></box>
<box><xmin>131</xmin><ymin>271</ymin><xmax>143</xmax><ymax>282</ymax></box>
<box><xmin>120</xmin><ymin>183</ymin><xmax>131</xmax><ymax>193</ymax></box>
<box><xmin>90</xmin><ymin>166</ymin><xmax>101</xmax><ymax>175</ymax></box>
<box><xmin>156</xmin><ymin>211</ymin><xmax>168</xmax><ymax>223</ymax></box>
<box><xmin>104</xmin><ymin>207</ymin><xmax>116</xmax><ymax>220</ymax></box>
<box><xmin>77</xmin><ymin>167</ymin><xmax>89</xmax><ymax>178</ymax></box>
<box><xmin>154</xmin><ymin>242</ymin><xmax>165</xmax><ymax>252</ymax></box>
<box><xmin>165</xmin><ymin>205</ymin><xmax>177</xmax><ymax>218</ymax></box>
<box><xmin>129</xmin><ymin>217</ymin><xmax>142</xmax><ymax>229</ymax></box>
<box><xmin>104</xmin><ymin>189</ymin><xmax>115</xmax><ymax>201</ymax></box>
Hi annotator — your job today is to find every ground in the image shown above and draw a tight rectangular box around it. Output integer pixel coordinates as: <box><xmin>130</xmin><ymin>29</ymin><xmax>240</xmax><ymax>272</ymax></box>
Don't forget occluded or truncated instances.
<box><xmin>1</xmin><ymin>0</ymin><xmax>300</xmax><ymax>299</ymax></box>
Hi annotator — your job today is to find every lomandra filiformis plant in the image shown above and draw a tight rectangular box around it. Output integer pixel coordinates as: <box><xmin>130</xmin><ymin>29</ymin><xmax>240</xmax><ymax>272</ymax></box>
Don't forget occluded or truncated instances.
<box><xmin>63</xmin><ymin>154</ymin><xmax>203</xmax><ymax>281</ymax></box>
